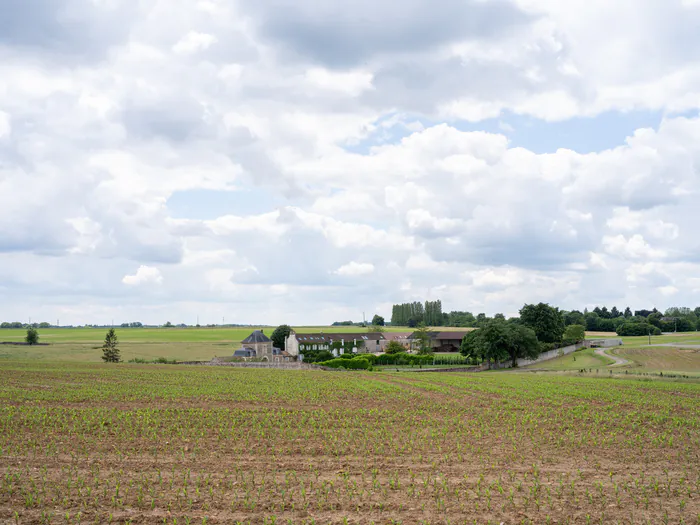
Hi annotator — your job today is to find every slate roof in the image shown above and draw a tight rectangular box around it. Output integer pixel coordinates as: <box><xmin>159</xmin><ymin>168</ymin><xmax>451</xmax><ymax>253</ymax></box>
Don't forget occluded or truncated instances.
<box><xmin>409</xmin><ymin>331</ymin><xmax>471</xmax><ymax>341</ymax></box>
<box><xmin>241</xmin><ymin>330</ymin><xmax>271</xmax><ymax>343</ymax></box>
<box><xmin>293</xmin><ymin>332</ymin><xmax>386</xmax><ymax>343</ymax></box>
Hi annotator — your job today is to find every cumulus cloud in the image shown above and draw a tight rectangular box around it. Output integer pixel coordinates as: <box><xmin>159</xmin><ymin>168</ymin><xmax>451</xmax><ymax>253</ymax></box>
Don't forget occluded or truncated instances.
<box><xmin>334</xmin><ymin>262</ymin><xmax>375</xmax><ymax>277</ymax></box>
<box><xmin>122</xmin><ymin>266</ymin><xmax>163</xmax><ymax>286</ymax></box>
<box><xmin>0</xmin><ymin>0</ymin><xmax>699</xmax><ymax>325</ymax></box>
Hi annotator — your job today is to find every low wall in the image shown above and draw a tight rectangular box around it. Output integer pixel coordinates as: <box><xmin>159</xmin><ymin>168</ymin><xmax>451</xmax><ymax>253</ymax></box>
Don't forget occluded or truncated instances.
<box><xmin>588</xmin><ymin>338</ymin><xmax>624</xmax><ymax>348</ymax></box>
<box><xmin>489</xmin><ymin>342</ymin><xmax>585</xmax><ymax>370</ymax></box>
<box><xmin>178</xmin><ymin>360</ymin><xmax>322</xmax><ymax>370</ymax></box>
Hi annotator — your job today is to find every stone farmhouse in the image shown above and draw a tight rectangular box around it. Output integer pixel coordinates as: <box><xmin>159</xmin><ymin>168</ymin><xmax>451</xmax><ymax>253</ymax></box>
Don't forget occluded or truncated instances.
<box><xmin>234</xmin><ymin>329</ymin><xmax>472</xmax><ymax>362</ymax></box>
<box><xmin>233</xmin><ymin>330</ymin><xmax>296</xmax><ymax>362</ymax></box>
<box><xmin>285</xmin><ymin>331</ymin><xmax>386</xmax><ymax>356</ymax></box>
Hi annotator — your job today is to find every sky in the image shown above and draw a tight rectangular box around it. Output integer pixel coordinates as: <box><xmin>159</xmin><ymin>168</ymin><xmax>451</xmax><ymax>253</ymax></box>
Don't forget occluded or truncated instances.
<box><xmin>1</xmin><ymin>0</ymin><xmax>700</xmax><ymax>326</ymax></box>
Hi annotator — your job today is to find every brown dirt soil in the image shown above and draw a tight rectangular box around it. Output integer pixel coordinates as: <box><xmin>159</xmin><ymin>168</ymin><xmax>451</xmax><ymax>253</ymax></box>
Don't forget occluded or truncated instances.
<box><xmin>1</xmin><ymin>368</ymin><xmax>699</xmax><ymax>524</ymax></box>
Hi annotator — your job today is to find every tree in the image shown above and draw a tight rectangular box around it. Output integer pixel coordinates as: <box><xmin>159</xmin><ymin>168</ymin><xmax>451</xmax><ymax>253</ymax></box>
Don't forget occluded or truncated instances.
<box><xmin>563</xmin><ymin>324</ymin><xmax>586</xmax><ymax>343</ymax></box>
<box><xmin>610</xmin><ymin>306</ymin><xmax>620</xmax><ymax>318</ymax></box>
<box><xmin>368</xmin><ymin>324</ymin><xmax>385</xmax><ymax>333</ymax></box>
<box><xmin>505</xmin><ymin>323</ymin><xmax>540</xmax><ymax>368</ymax></box>
<box><xmin>385</xmin><ymin>341</ymin><xmax>405</xmax><ymax>354</ymax></box>
<box><xmin>271</xmin><ymin>324</ymin><xmax>292</xmax><ymax>351</ymax></box>
<box><xmin>412</xmin><ymin>323</ymin><xmax>432</xmax><ymax>355</ymax></box>
<box><xmin>460</xmin><ymin>319</ymin><xmax>512</xmax><ymax>367</ymax></box>
<box><xmin>371</xmin><ymin>315</ymin><xmax>385</xmax><ymax>326</ymax></box>
<box><xmin>25</xmin><ymin>327</ymin><xmax>39</xmax><ymax>345</ymax></box>
<box><xmin>624</xmin><ymin>307</ymin><xmax>633</xmax><ymax>318</ymax></box>
<box><xmin>101</xmin><ymin>329</ymin><xmax>120</xmax><ymax>363</ymax></box>
<box><xmin>163</xmin><ymin>321</ymin><xmax>173</xmax><ymax>328</ymax></box>
<box><xmin>616</xmin><ymin>322</ymin><xmax>661</xmax><ymax>337</ymax></box>
<box><xmin>519</xmin><ymin>303</ymin><xmax>565</xmax><ymax>343</ymax></box>
<box><xmin>564</xmin><ymin>310</ymin><xmax>585</xmax><ymax>326</ymax></box>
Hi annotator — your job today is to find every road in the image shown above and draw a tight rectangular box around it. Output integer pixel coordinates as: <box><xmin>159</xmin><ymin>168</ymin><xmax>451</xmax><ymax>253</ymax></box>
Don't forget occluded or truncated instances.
<box><xmin>594</xmin><ymin>347</ymin><xmax>628</xmax><ymax>366</ymax></box>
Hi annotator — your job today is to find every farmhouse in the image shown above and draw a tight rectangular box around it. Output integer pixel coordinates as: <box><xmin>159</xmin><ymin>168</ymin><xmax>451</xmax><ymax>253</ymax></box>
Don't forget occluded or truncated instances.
<box><xmin>233</xmin><ymin>330</ymin><xmax>295</xmax><ymax>362</ymax></box>
<box><xmin>409</xmin><ymin>330</ymin><xmax>471</xmax><ymax>353</ymax></box>
<box><xmin>285</xmin><ymin>331</ymin><xmax>386</xmax><ymax>356</ymax></box>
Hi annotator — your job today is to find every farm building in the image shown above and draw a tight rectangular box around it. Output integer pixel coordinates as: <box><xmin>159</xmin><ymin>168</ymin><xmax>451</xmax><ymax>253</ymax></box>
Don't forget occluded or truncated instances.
<box><xmin>409</xmin><ymin>331</ymin><xmax>471</xmax><ymax>352</ymax></box>
<box><xmin>285</xmin><ymin>331</ymin><xmax>386</xmax><ymax>356</ymax></box>
<box><xmin>233</xmin><ymin>330</ymin><xmax>295</xmax><ymax>362</ymax></box>
<box><xmin>380</xmin><ymin>332</ymin><xmax>413</xmax><ymax>352</ymax></box>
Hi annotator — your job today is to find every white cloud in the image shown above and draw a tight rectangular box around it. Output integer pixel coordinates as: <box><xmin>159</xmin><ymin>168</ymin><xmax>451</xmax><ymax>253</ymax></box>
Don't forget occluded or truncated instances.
<box><xmin>122</xmin><ymin>266</ymin><xmax>164</xmax><ymax>286</ymax></box>
<box><xmin>334</xmin><ymin>262</ymin><xmax>375</xmax><ymax>277</ymax></box>
<box><xmin>172</xmin><ymin>32</ymin><xmax>218</xmax><ymax>55</ymax></box>
<box><xmin>0</xmin><ymin>111</ymin><xmax>10</xmax><ymax>139</ymax></box>
<box><xmin>1</xmin><ymin>0</ymin><xmax>700</xmax><ymax>325</ymax></box>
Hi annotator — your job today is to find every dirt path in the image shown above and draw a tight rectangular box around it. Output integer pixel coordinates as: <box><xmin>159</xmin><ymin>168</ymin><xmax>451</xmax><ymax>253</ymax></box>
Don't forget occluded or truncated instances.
<box><xmin>595</xmin><ymin>347</ymin><xmax>629</xmax><ymax>366</ymax></box>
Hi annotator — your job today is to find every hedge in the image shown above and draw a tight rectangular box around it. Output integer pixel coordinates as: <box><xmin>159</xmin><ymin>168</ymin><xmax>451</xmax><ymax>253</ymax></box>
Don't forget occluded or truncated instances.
<box><xmin>374</xmin><ymin>352</ymin><xmax>433</xmax><ymax>366</ymax></box>
<box><xmin>318</xmin><ymin>357</ymin><xmax>372</xmax><ymax>370</ymax></box>
<box><xmin>616</xmin><ymin>322</ymin><xmax>662</xmax><ymax>336</ymax></box>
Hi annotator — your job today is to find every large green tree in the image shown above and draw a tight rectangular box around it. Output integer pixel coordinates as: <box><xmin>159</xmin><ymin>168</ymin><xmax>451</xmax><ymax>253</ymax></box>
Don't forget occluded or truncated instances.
<box><xmin>505</xmin><ymin>323</ymin><xmax>540</xmax><ymax>367</ymax></box>
<box><xmin>563</xmin><ymin>324</ymin><xmax>586</xmax><ymax>343</ymax></box>
<box><xmin>461</xmin><ymin>320</ymin><xmax>539</xmax><ymax>368</ymax></box>
<box><xmin>519</xmin><ymin>303</ymin><xmax>565</xmax><ymax>343</ymax></box>
<box><xmin>371</xmin><ymin>315</ymin><xmax>385</xmax><ymax>326</ymax></box>
<box><xmin>271</xmin><ymin>324</ymin><xmax>292</xmax><ymax>351</ymax></box>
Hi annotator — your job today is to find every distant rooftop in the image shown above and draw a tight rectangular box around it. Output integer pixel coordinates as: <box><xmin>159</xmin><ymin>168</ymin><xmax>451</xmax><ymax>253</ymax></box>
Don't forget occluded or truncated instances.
<box><xmin>241</xmin><ymin>330</ymin><xmax>271</xmax><ymax>343</ymax></box>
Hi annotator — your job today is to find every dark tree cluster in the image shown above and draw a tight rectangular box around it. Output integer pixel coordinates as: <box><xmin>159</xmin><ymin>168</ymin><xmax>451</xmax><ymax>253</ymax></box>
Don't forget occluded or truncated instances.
<box><xmin>390</xmin><ymin>300</ymin><xmax>442</xmax><ymax>326</ymax></box>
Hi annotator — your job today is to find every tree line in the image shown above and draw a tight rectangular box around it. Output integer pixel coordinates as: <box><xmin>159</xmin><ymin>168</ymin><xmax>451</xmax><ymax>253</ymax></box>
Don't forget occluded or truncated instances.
<box><xmin>390</xmin><ymin>300</ymin><xmax>443</xmax><ymax>326</ymax></box>
<box><xmin>387</xmin><ymin>300</ymin><xmax>700</xmax><ymax>333</ymax></box>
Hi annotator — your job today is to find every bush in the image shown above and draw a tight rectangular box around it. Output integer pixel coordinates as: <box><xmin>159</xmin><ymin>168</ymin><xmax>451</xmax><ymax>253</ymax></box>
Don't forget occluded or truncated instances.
<box><xmin>616</xmin><ymin>322</ymin><xmax>662</xmax><ymax>336</ymax></box>
<box><xmin>301</xmin><ymin>349</ymin><xmax>334</xmax><ymax>363</ymax></box>
<box><xmin>318</xmin><ymin>357</ymin><xmax>371</xmax><ymax>370</ymax></box>
<box><xmin>374</xmin><ymin>352</ymin><xmax>432</xmax><ymax>366</ymax></box>
<box><xmin>25</xmin><ymin>327</ymin><xmax>39</xmax><ymax>345</ymax></box>
<box><xmin>384</xmin><ymin>341</ymin><xmax>406</xmax><ymax>354</ymax></box>
<box><xmin>361</xmin><ymin>353</ymin><xmax>378</xmax><ymax>364</ymax></box>
<box><xmin>154</xmin><ymin>357</ymin><xmax>178</xmax><ymax>364</ymax></box>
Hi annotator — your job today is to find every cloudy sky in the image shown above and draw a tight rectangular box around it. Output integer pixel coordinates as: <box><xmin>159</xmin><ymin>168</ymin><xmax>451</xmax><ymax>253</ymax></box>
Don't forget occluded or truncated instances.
<box><xmin>1</xmin><ymin>0</ymin><xmax>700</xmax><ymax>326</ymax></box>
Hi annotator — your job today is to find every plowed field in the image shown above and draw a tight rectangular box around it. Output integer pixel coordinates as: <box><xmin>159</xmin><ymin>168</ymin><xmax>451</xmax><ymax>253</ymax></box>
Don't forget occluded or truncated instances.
<box><xmin>1</xmin><ymin>363</ymin><xmax>698</xmax><ymax>524</ymax></box>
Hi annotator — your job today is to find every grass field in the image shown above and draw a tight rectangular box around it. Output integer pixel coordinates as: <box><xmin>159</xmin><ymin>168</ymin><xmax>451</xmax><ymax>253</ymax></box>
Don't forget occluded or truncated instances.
<box><xmin>526</xmin><ymin>344</ymin><xmax>700</xmax><ymax>378</ymax></box>
<box><xmin>0</xmin><ymin>363</ymin><xmax>698</xmax><ymax>524</ymax></box>
<box><xmin>0</xmin><ymin>326</ymin><xmax>456</xmax><ymax>363</ymax></box>
<box><xmin>613</xmin><ymin>346</ymin><xmax>700</xmax><ymax>375</ymax></box>
<box><xmin>523</xmin><ymin>348</ymin><xmax>615</xmax><ymax>371</ymax></box>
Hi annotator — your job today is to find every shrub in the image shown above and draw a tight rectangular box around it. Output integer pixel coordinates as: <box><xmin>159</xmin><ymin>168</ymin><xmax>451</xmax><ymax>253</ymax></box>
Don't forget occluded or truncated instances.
<box><xmin>301</xmin><ymin>349</ymin><xmax>334</xmax><ymax>363</ymax></box>
<box><xmin>616</xmin><ymin>322</ymin><xmax>662</xmax><ymax>336</ymax></box>
<box><xmin>318</xmin><ymin>357</ymin><xmax>371</xmax><ymax>370</ymax></box>
<box><xmin>384</xmin><ymin>341</ymin><xmax>406</xmax><ymax>354</ymax></box>
<box><xmin>374</xmin><ymin>352</ymin><xmax>433</xmax><ymax>366</ymax></box>
<box><xmin>25</xmin><ymin>327</ymin><xmax>39</xmax><ymax>345</ymax></box>
<box><xmin>361</xmin><ymin>354</ymin><xmax>378</xmax><ymax>364</ymax></box>
<box><xmin>154</xmin><ymin>357</ymin><xmax>178</xmax><ymax>364</ymax></box>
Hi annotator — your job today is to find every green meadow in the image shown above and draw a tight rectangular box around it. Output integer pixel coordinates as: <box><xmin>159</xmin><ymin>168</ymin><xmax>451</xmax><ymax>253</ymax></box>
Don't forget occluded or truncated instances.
<box><xmin>0</xmin><ymin>325</ymin><xmax>457</xmax><ymax>362</ymax></box>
